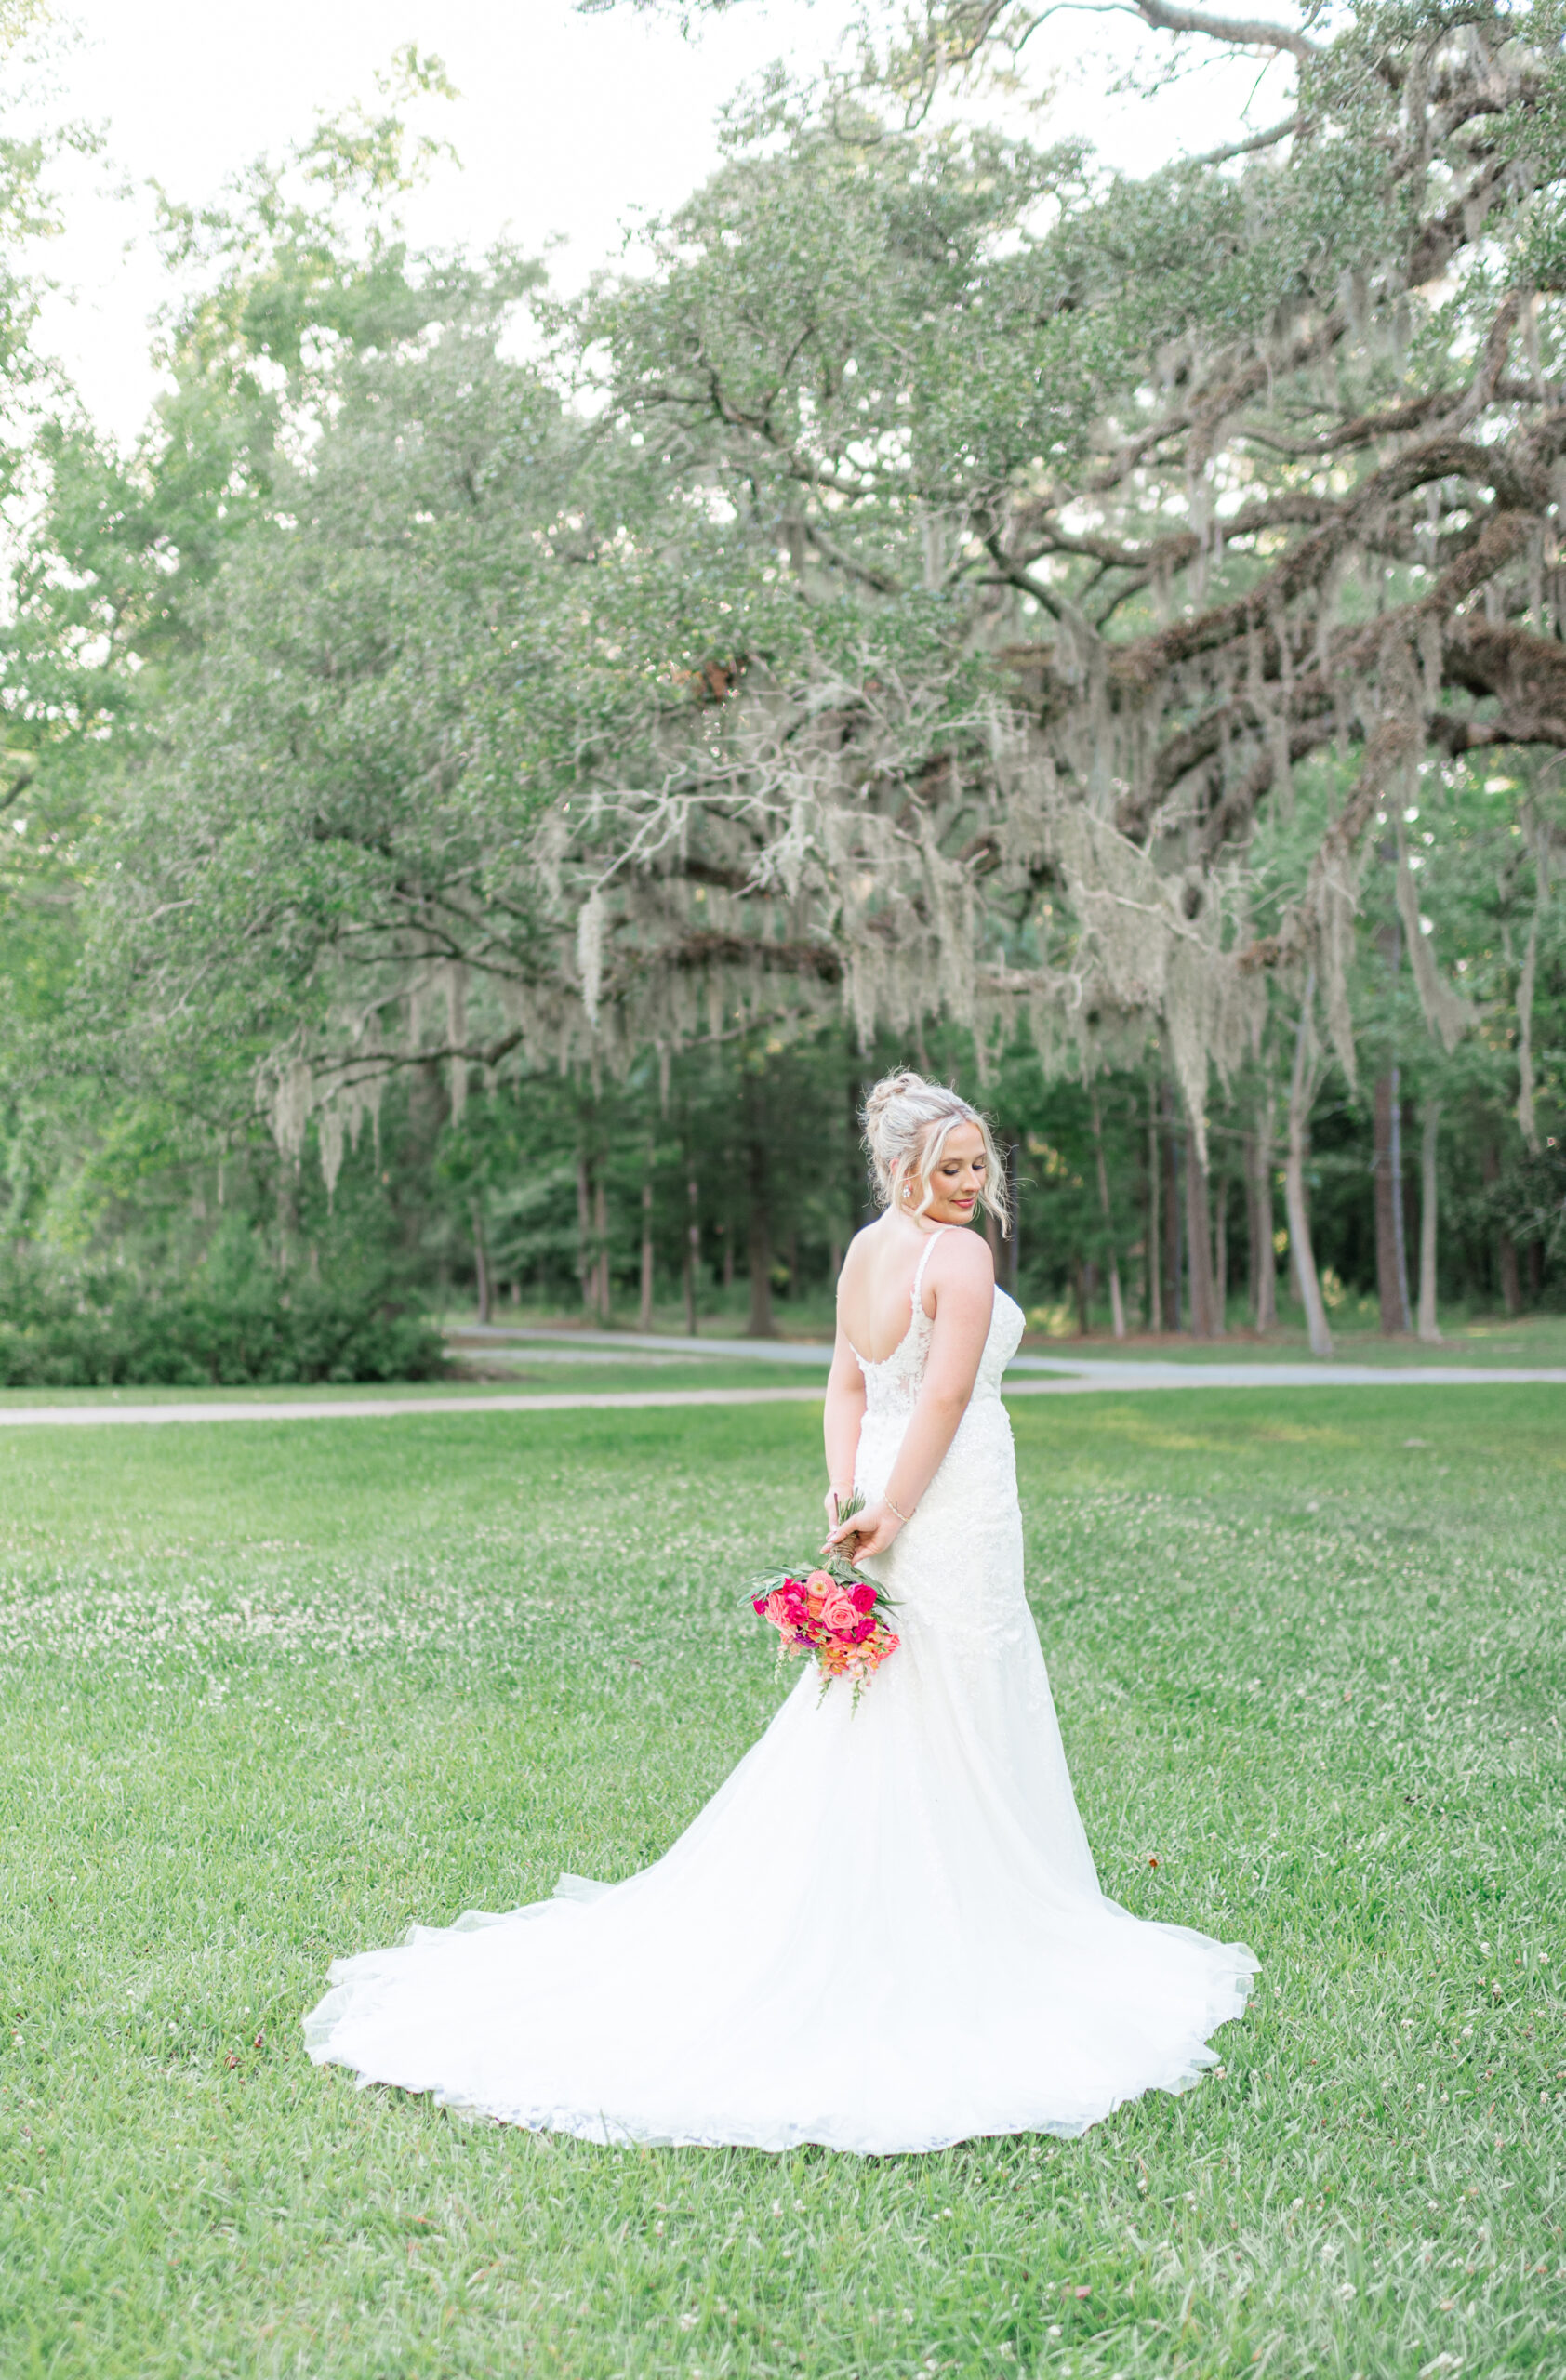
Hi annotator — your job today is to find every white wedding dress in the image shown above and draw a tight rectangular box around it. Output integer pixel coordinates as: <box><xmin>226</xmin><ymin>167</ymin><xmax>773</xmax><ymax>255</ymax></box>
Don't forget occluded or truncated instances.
<box><xmin>304</xmin><ymin>1235</ymin><xmax>1256</xmax><ymax>2152</ymax></box>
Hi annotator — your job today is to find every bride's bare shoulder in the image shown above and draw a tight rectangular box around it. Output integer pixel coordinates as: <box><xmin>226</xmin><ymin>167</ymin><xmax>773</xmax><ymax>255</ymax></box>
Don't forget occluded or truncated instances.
<box><xmin>929</xmin><ymin>1227</ymin><xmax>995</xmax><ymax>1290</ymax></box>
<box><xmin>839</xmin><ymin>1222</ymin><xmax>884</xmax><ymax>1276</ymax></box>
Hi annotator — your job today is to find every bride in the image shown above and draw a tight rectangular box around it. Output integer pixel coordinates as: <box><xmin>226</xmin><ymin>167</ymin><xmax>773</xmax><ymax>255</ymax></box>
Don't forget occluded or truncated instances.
<box><xmin>305</xmin><ymin>1069</ymin><xmax>1255</xmax><ymax>2152</ymax></box>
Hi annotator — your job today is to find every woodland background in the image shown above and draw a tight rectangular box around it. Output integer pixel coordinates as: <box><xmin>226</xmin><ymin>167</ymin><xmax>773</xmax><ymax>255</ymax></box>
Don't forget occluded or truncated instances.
<box><xmin>0</xmin><ymin>0</ymin><xmax>1562</xmax><ymax>1380</ymax></box>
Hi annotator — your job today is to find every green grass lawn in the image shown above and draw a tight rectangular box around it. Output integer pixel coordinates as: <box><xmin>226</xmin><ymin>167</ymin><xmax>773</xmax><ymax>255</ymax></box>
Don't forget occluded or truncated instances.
<box><xmin>0</xmin><ymin>1392</ymin><xmax>1562</xmax><ymax>2379</ymax></box>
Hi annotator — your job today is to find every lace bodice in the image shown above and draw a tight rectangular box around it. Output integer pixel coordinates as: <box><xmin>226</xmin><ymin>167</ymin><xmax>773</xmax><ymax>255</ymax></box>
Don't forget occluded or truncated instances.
<box><xmin>849</xmin><ymin>1227</ymin><xmax>1026</xmax><ymax>1419</ymax></box>
<box><xmin>849</xmin><ymin>1223</ymin><xmax>1035</xmax><ymax>1699</ymax></box>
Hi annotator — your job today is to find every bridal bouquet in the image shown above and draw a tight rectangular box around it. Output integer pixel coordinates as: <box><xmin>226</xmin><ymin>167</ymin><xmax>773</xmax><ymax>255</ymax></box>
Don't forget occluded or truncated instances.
<box><xmin>750</xmin><ymin>1493</ymin><xmax>900</xmax><ymax>1705</ymax></box>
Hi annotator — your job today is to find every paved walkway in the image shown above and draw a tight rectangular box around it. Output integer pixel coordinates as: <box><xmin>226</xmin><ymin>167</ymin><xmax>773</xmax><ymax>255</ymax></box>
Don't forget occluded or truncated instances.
<box><xmin>1007</xmin><ymin>1359</ymin><xmax>1566</xmax><ymax>1390</ymax></box>
<box><xmin>452</xmin><ymin>1325</ymin><xmax>1566</xmax><ymax>1388</ymax></box>
<box><xmin>0</xmin><ymin>1365</ymin><xmax>1559</xmax><ymax>1427</ymax></box>
<box><xmin>453</xmin><ymin>1327</ymin><xmax>832</xmax><ymax>1363</ymax></box>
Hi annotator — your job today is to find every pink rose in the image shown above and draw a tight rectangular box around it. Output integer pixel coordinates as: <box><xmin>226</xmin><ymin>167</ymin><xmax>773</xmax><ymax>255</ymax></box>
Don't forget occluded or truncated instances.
<box><xmin>763</xmin><ymin>1591</ymin><xmax>797</xmax><ymax>1633</ymax></box>
<box><xmin>818</xmin><ymin>1589</ymin><xmax>860</xmax><ymax>1638</ymax></box>
<box><xmin>849</xmin><ymin>1582</ymin><xmax>877</xmax><ymax>1614</ymax></box>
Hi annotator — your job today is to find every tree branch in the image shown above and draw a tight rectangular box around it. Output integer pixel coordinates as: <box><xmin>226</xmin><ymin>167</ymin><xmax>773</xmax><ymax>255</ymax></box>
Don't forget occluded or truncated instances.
<box><xmin>1129</xmin><ymin>0</ymin><xmax>1317</xmax><ymax>60</ymax></box>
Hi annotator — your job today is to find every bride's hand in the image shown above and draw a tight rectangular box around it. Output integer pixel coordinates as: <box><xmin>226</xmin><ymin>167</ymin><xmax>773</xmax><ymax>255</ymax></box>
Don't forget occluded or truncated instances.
<box><xmin>825</xmin><ymin>1499</ymin><xmax>902</xmax><ymax>1562</ymax></box>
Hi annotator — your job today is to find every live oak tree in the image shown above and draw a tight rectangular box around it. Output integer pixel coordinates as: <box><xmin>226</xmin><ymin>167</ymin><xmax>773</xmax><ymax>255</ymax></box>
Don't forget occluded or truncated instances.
<box><xmin>40</xmin><ymin>3</ymin><xmax>1566</xmax><ymax>1325</ymax></box>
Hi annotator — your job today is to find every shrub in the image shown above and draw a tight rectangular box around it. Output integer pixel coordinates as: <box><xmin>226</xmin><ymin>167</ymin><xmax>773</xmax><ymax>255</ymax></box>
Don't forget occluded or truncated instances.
<box><xmin>0</xmin><ymin>1254</ymin><xmax>446</xmax><ymax>1387</ymax></box>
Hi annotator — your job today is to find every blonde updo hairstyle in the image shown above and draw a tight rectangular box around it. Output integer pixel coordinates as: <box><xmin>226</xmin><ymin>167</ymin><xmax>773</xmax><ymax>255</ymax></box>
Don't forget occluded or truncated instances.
<box><xmin>861</xmin><ymin>1069</ymin><xmax>1010</xmax><ymax>1235</ymax></box>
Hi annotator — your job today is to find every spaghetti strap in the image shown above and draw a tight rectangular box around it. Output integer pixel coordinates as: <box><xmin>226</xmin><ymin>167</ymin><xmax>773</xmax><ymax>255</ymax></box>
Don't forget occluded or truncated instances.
<box><xmin>909</xmin><ymin>1226</ymin><xmax>947</xmax><ymax>1316</ymax></box>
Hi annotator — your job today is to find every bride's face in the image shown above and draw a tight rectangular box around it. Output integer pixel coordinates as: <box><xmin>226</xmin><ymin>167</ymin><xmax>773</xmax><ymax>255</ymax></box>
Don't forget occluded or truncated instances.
<box><xmin>913</xmin><ymin>1121</ymin><xmax>988</xmax><ymax>1227</ymax></box>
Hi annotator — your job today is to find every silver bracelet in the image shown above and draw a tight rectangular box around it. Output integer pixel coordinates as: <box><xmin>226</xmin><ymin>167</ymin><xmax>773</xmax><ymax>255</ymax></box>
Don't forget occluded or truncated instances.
<box><xmin>886</xmin><ymin>1492</ymin><xmax>911</xmax><ymax>1524</ymax></box>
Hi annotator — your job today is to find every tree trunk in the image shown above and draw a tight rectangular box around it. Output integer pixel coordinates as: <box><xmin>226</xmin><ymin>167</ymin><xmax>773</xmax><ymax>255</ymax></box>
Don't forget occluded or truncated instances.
<box><xmin>576</xmin><ymin>1151</ymin><xmax>593</xmax><ymax>1315</ymax></box>
<box><xmin>1161</xmin><ymin>1081</ymin><xmax>1183</xmax><ymax>1331</ymax></box>
<box><xmin>1146</xmin><ymin>1089</ymin><xmax>1162</xmax><ymax>1332</ymax></box>
<box><xmin>276</xmin><ymin>1166</ymin><xmax>299</xmax><ymax>1276</ymax></box>
<box><xmin>1212</xmin><ymin>1170</ymin><xmax>1228</xmax><ymax>1329</ymax></box>
<box><xmin>638</xmin><ymin>1171</ymin><xmax>654</xmax><ymax>1333</ymax></box>
<box><xmin>1416</xmin><ymin>1102</ymin><xmax>1441</xmax><ymax>1343</ymax></box>
<box><xmin>745</xmin><ymin>1084</ymin><xmax>775</xmax><ymax>1339</ymax></box>
<box><xmin>1246</xmin><ymin>1090</ymin><xmax>1279</xmax><ymax>1330</ymax></box>
<box><xmin>1481</xmin><ymin>1143</ymin><xmax>1522</xmax><ymax>1315</ymax></box>
<box><xmin>470</xmin><ymin>1197</ymin><xmax>491</xmax><ymax>1327</ymax></box>
<box><xmin>592</xmin><ymin>1178</ymin><xmax>610</xmax><ymax>1324</ymax></box>
<box><xmin>1400</xmin><ymin>1092</ymin><xmax>1419</xmax><ymax>1302</ymax></box>
<box><xmin>1372</xmin><ymin>1069</ymin><xmax>1410</xmax><ymax>1333</ymax></box>
<box><xmin>848</xmin><ymin>1071</ymin><xmax>873</xmax><ymax>1227</ymax></box>
<box><xmin>683</xmin><ymin>1173</ymin><xmax>699</xmax><ymax>1337</ymax></box>
<box><xmin>1006</xmin><ymin>1140</ymin><xmax>1021</xmax><ymax>1297</ymax></box>
<box><xmin>1184</xmin><ymin>1127</ymin><xmax>1220</xmax><ymax>1339</ymax></box>
<box><xmin>1501</xmin><ymin>1230</ymin><xmax>1521</xmax><ymax>1316</ymax></box>
<box><xmin>1075</xmin><ymin>1259</ymin><xmax>1095</xmax><ymax>1336</ymax></box>
<box><xmin>1285</xmin><ymin>982</ymin><xmax>1334</xmax><ymax>1358</ymax></box>
<box><xmin>1090</xmin><ymin>1089</ymin><xmax>1126</xmax><ymax>1339</ymax></box>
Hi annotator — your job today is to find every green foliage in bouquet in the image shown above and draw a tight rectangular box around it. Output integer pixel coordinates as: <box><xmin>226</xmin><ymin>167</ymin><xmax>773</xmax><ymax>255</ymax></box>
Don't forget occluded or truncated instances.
<box><xmin>750</xmin><ymin>1488</ymin><xmax>871</xmax><ymax>1604</ymax></box>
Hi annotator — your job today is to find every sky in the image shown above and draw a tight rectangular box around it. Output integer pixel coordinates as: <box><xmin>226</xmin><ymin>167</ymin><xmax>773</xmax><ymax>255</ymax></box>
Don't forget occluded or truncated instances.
<box><xmin>14</xmin><ymin>0</ymin><xmax>1285</xmax><ymax>449</ymax></box>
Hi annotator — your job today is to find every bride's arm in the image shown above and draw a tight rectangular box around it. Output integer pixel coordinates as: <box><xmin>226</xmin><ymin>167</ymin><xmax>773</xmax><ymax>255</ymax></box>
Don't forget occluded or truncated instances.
<box><xmin>826</xmin><ymin>1232</ymin><xmax>994</xmax><ymax>1560</ymax></box>
<box><xmin>822</xmin><ymin>1321</ymin><xmax>868</xmax><ymax>1524</ymax></box>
